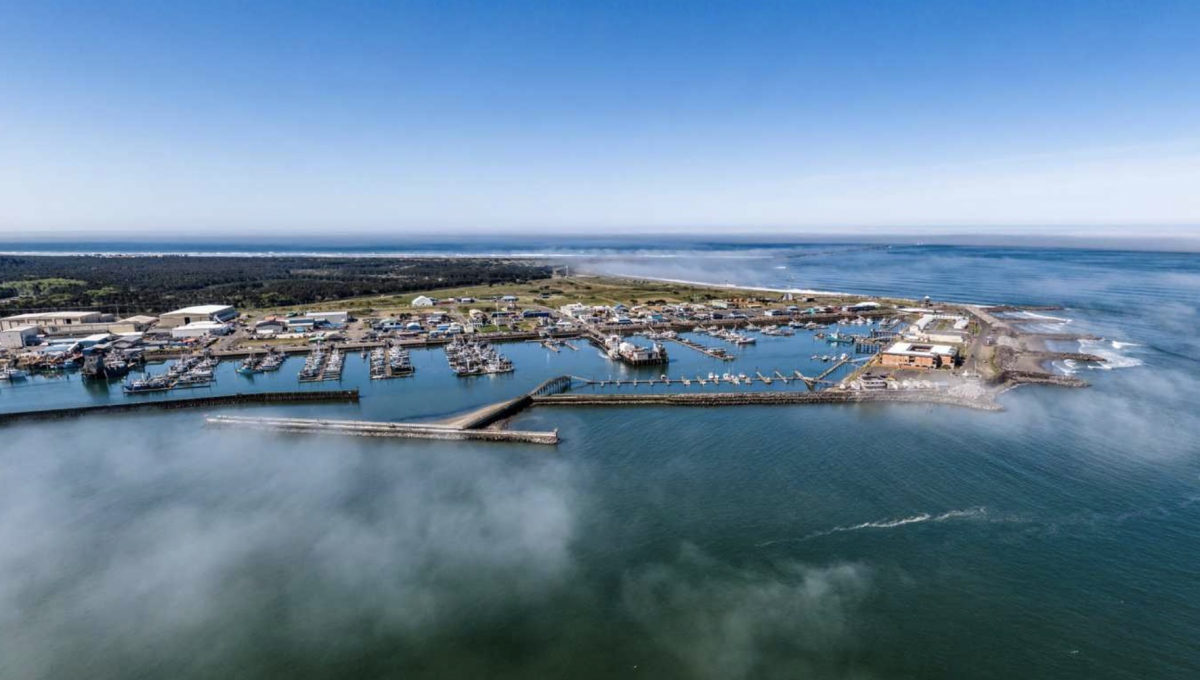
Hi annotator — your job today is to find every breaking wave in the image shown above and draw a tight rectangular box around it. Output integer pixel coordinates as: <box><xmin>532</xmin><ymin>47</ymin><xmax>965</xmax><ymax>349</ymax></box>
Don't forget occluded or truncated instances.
<box><xmin>1017</xmin><ymin>311</ymin><xmax>1070</xmax><ymax>323</ymax></box>
<box><xmin>1079</xmin><ymin>339</ymin><xmax>1145</xmax><ymax>370</ymax></box>
<box><xmin>756</xmin><ymin>507</ymin><xmax>987</xmax><ymax>547</ymax></box>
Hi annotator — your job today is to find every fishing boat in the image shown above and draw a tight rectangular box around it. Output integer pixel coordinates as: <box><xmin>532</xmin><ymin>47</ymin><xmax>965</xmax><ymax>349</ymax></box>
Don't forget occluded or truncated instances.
<box><xmin>1</xmin><ymin>368</ymin><xmax>27</xmax><ymax>382</ymax></box>
<box><xmin>123</xmin><ymin>375</ymin><xmax>174</xmax><ymax>393</ymax></box>
<box><xmin>236</xmin><ymin>354</ymin><xmax>263</xmax><ymax>375</ymax></box>
<box><xmin>260</xmin><ymin>352</ymin><xmax>284</xmax><ymax>371</ymax></box>
<box><xmin>389</xmin><ymin>346</ymin><xmax>415</xmax><ymax>376</ymax></box>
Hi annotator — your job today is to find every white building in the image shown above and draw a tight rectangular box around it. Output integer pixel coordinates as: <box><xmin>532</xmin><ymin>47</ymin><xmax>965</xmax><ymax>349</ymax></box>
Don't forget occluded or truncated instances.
<box><xmin>159</xmin><ymin>305</ymin><xmax>237</xmax><ymax>328</ymax></box>
<box><xmin>305</xmin><ymin>310</ymin><xmax>349</xmax><ymax>324</ymax></box>
<box><xmin>905</xmin><ymin>314</ymin><xmax>970</xmax><ymax>344</ymax></box>
<box><xmin>411</xmin><ymin>296</ymin><xmax>437</xmax><ymax>307</ymax></box>
<box><xmin>170</xmin><ymin>321</ymin><xmax>232</xmax><ymax>339</ymax></box>
<box><xmin>559</xmin><ymin>303</ymin><xmax>587</xmax><ymax>318</ymax></box>
<box><xmin>0</xmin><ymin>325</ymin><xmax>38</xmax><ymax>349</ymax></box>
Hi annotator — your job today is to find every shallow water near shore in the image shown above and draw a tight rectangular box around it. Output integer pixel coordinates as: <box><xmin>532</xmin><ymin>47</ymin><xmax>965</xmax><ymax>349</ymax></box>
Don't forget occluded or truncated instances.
<box><xmin>2</xmin><ymin>244</ymin><xmax>1199</xmax><ymax>680</ymax></box>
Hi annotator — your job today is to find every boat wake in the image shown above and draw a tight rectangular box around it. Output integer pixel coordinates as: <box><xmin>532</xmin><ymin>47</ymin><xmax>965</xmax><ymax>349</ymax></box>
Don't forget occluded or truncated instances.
<box><xmin>756</xmin><ymin>506</ymin><xmax>987</xmax><ymax>547</ymax></box>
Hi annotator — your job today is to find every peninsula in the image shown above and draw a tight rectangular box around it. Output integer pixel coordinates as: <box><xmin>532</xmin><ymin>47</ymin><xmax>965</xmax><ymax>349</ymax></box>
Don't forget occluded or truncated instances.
<box><xmin>1</xmin><ymin>259</ymin><xmax>1103</xmax><ymax>440</ymax></box>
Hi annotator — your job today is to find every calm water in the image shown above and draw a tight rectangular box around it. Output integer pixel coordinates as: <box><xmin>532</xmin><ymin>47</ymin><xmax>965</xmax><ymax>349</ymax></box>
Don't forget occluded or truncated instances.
<box><xmin>2</xmin><ymin>244</ymin><xmax>1199</xmax><ymax>680</ymax></box>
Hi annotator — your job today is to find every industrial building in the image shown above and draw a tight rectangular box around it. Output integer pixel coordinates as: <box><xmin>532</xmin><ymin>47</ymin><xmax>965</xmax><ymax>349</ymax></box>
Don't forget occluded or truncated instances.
<box><xmin>170</xmin><ymin>321</ymin><xmax>232</xmax><ymax>339</ymax></box>
<box><xmin>255</xmin><ymin>318</ymin><xmax>286</xmax><ymax>335</ymax></box>
<box><xmin>159</xmin><ymin>305</ymin><xmax>237</xmax><ymax>328</ymax></box>
<box><xmin>904</xmin><ymin>314</ymin><xmax>971</xmax><ymax>344</ymax></box>
<box><xmin>880</xmin><ymin>342</ymin><xmax>957</xmax><ymax>369</ymax></box>
<box><xmin>0</xmin><ymin>311</ymin><xmax>159</xmax><ymax>336</ymax></box>
<box><xmin>109</xmin><ymin>315</ymin><xmax>159</xmax><ymax>333</ymax></box>
<box><xmin>0</xmin><ymin>325</ymin><xmax>38</xmax><ymax>349</ymax></box>
<box><xmin>0</xmin><ymin>311</ymin><xmax>105</xmax><ymax>331</ymax></box>
<box><xmin>304</xmin><ymin>311</ymin><xmax>349</xmax><ymax>325</ymax></box>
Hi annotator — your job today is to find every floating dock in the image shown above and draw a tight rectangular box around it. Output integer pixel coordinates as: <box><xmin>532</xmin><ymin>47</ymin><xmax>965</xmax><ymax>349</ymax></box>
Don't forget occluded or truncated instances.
<box><xmin>664</xmin><ymin>336</ymin><xmax>735</xmax><ymax>360</ymax></box>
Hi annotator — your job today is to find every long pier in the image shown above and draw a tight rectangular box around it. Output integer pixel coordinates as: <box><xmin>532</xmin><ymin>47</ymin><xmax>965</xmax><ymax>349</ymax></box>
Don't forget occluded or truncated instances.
<box><xmin>0</xmin><ymin>390</ymin><xmax>360</xmax><ymax>424</ymax></box>
<box><xmin>203</xmin><ymin>376</ymin><xmax>570</xmax><ymax>445</ymax></box>
<box><xmin>205</xmin><ymin>415</ymin><xmax>558</xmax><ymax>444</ymax></box>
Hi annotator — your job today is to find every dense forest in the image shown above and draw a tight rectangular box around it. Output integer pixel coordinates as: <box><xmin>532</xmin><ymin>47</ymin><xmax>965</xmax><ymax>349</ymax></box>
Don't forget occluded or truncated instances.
<box><xmin>0</xmin><ymin>256</ymin><xmax>552</xmax><ymax>314</ymax></box>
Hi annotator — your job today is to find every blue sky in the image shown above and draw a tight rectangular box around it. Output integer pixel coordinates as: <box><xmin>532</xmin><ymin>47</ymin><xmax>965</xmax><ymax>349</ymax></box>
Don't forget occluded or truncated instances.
<box><xmin>1</xmin><ymin>0</ymin><xmax>1198</xmax><ymax>237</ymax></box>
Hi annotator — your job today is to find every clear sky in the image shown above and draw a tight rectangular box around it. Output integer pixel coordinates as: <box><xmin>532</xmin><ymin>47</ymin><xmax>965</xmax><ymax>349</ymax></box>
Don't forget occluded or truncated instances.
<box><xmin>1</xmin><ymin>0</ymin><xmax>1198</xmax><ymax>238</ymax></box>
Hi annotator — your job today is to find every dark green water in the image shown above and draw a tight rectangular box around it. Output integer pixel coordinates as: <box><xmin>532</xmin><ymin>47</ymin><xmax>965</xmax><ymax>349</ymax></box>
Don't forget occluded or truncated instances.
<box><xmin>1</xmin><ymin>245</ymin><xmax>1198</xmax><ymax>679</ymax></box>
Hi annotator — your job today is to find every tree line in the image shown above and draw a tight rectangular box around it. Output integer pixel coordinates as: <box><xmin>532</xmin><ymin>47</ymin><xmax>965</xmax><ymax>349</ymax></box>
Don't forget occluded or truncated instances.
<box><xmin>0</xmin><ymin>256</ymin><xmax>552</xmax><ymax>314</ymax></box>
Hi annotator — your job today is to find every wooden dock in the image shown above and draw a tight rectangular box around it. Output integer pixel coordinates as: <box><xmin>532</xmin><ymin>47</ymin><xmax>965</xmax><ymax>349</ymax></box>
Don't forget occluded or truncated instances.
<box><xmin>816</xmin><ymin>357</ymin><xmax>851</xmax><ymax>380</ymax></box>
<box><xmin>664</xmin><ymin>336</ymin><xmax>735</xmax><ymax>360</ymax></box>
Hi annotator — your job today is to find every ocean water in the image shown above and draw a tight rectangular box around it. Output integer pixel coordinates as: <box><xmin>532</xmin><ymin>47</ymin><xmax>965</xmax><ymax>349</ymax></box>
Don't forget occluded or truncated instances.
<box><xmin>1</xmin><ymin>243</ymin><xmax>1198</xmax><ymax>680</ymax></box>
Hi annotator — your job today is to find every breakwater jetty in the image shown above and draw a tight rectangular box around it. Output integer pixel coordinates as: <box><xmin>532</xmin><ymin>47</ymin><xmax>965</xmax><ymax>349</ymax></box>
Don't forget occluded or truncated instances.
<box><xmin>201</xmin><ymin>376</ymin><xmax>568</xmax><ymax>445</ymax></box>
<box><xmin>0</xmin><ymin>390</ymin><xmax>360</xmax><ymax>424</ymax></box>
<box><xmin>531</xmin><ymin>390</ymin><xmax>1004</xmax><ymax>411</ymax></box>
<box><xmin>205</xmin><ymin>414</ymin><xmax>559</xmax><ymax>445</ymax></box>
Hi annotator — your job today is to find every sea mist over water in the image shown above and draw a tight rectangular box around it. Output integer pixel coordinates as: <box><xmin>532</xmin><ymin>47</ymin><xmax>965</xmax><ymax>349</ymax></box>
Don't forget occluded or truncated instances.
<box><xmin>0</xmin><ymin>418</ymin><xmax>877</xmax><ymax>680</ymax></box>
<box><xmin>0</xmin><ymin>421</ymin><xmax>578</xmax><ymax>679</ymax></box>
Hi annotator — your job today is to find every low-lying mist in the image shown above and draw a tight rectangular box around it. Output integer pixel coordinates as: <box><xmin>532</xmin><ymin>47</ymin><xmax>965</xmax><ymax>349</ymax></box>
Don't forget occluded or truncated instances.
<box><xmin>0</xmin><ymin>418</ymin><xmax>878</xmax><ymax>680</ymax></box>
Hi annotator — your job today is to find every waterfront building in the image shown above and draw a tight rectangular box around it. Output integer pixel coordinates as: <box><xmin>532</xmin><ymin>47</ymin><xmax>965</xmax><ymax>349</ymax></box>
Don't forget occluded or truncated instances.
<box><xmin>880</xmin><ymin>341</ymin><xmax>957</xmax><ymax>369</ymax></box>
<box><xmin>171</xmin><ymin>321</ymin><xmax>232</xmax><ymax>339</ymax></box>
<box><xmin>255</xmin><ymin>319</ymin><xmax>286</xmax><ymax>335</ymax></box>
<box><xmin>159</xmin><ymin>305</ymin><xmax>237</xmax><ymax>328</ymax></box>
<box><xmin>305</xmin><ymin>310</ymin><xmax>349</xmax><ymax>325</ymax></box>
<box><xmin>905</xmin><ymin>314</ymin><xmax>971</xmax><ymax>344</ymax></box>
<box><xmin>0</xmin><ymin>310</ymin><xmax>106</xmax><ymax>331</ymax></box>
<box><xmin>0</xmin><ymin>325</ymin><xmax>38</xmax><ymax>349</ymax></box>
<box><xmin>109</xmin><ymin>315</ymin><xmax>159</xmax><ymax>333</ymax></box>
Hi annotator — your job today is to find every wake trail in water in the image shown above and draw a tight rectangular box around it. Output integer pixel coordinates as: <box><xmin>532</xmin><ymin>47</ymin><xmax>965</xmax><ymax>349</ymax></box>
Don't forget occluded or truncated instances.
<box><xmin>756</xmin><ymin>507</ymin><xmax>987</xmax><ymax>547</ymax></box>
